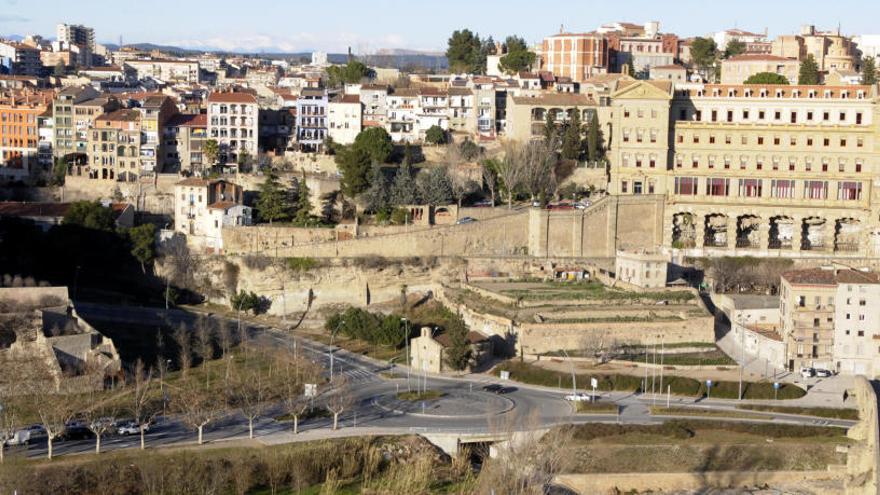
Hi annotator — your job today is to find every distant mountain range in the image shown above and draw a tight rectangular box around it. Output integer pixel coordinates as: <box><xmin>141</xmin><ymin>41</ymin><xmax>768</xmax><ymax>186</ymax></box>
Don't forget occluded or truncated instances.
<box><xmin>1</xmin><ymin>35</ymin><xmax>448</xmax><ymax>70</ymax></box>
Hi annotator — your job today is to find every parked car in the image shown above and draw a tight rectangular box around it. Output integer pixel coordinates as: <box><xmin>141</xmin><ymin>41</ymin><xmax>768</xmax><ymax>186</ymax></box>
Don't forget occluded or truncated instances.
<box><xmin>564</xmin><ymin>393</ymin><xmax>593</xmax><ymax>402</ymax></box>
<box><xmin>59</xmin><ymin>425</ymin><xmax>94</xmax><ymax>441</ymax></box>
<box><xmin>117</xmin><ymin>421</ymin><xmax>149</xmax><ymax>436</ymax></box>
<box><xmin>4</xmin><ymin>425</ymin><xmax>45</xmax><ymax>446</ymax></box>
<box><xmin>481</xmin><ymin>384</ymin><xmax>502</xmax><ymax>393</ymax></box>
<box><xmin>815</xmin><ymin>368</ymin><xmax>833</xmax><ymax>378</ymax></box>
<box><xmin>531</xmin><ymin>200</ymin><xmax>541</xmax><ymax>208</ymax></box>
<box><xmin>800</xmin><ymin>367</ymin><xmax>816</xmax><ymax>378</ymax></box>
<box><xmin>574</xmin><ymin>201</ymin><xmax>592</xmax><ymax>209</ymax></box>
<box><xmin>455</xmin><ymin>217</ymin><xmax>477</xmax><ymax>225</ymax></box>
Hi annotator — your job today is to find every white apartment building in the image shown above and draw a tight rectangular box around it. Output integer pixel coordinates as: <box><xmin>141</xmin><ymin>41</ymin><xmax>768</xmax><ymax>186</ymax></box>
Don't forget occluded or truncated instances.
<box><xmin>124</xmin><ymin>59</ymin><xmax>200</xmax><ymax>83</ymax></box>
<box><xmin>359</xmin><ymin>84</ymin><xmax>389</xmax><ymax>127</ymax></box>
<box><xmin>416</xmin><ymin>88</ymin><xmax>449</xmax><ymax>140</ymax></box>
<box><xmin>327</xmin><ymin>94</ymin><xmax>362</xmax><ymax>145</ymax></box>
<box><xmin>834</xmin><ymin>276</ymin><xmax>880</xmax><ymax>376</ymax></box>
<box><xmin>207</xmin><ymin>91</ymin><xmax>259</xmax><ymax>166</ymax></box>
<box><xmin>174</xmin><ymin>178</ymin><xmax>251</xmax><ymax>253</ymax></box>
<box><xmin>386</xmin><ymin>88</ymin><xmax>419</xmax><ymax>143</ymax></box>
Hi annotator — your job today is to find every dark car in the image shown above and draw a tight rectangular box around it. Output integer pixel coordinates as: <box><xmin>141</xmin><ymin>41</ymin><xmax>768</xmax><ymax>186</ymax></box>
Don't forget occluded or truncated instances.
<box><xmin>495</xmin><ymin>386</ymin><xmax>517</xmax><ymax>394</ymax></box>
<box><xmin>60</xmin><ymin>426</ymin><xmax>94</xmax><ymax>441</ymax></box>
<box><xmin>481</xmin><ymin>384</ymin><xmax>502</xmax><ymax>392</ymax></box>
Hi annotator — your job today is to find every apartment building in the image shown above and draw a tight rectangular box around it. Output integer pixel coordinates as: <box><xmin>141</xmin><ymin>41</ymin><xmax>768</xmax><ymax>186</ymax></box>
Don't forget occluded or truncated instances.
<box><xmin>36</xmin><ymin>108</ymin><xmax>53</xmax><ymax>169</ymax></box>
<box><xmin>359</xmin><ymin>84</ymin><xmax>389</xmax><ymax>127</ymax></box>
<box><xmin>539</xmin><ymin>31</ymin><xmax>609</xmax><ymax>83</ymax></box>
<box><xmin>780</xmin><ymin>268</ymin><xmax>880</xmax><ymax>375</ymax></box>
<box><xmin>386</xmin><ymin>88</ymin><xmax>419</xmax><ymax>143</ymax></box>
<box><xmin>87</xmin><ymin>109</ymin><xmax>141</xmax><ymax>181</ymax></box>
<box><xmin>0</xmin><ymin>90</ymin><xmax>52</xmax><ymax>180</ymax></box>
<box><xmin>135</xmin><ymin>95</ymin><xmax>178</xmax><ymax>173</ymax></box>
<box><xmin>720</xmin><ymin>54</ymin><xmax>800</xmax><ymax>85</ymax></box>
<box><xmin>206</xmin><ymin>91</ymin><xmax>258</xmax><ymax>166</ymax></box>
<box><xmin>448</xmin><ymin>87</ymin><xmax>475</xmax><ymax>134</ymax></box>
<box><xmin>56</xmin><ymin>23</ymin><xmax>95</xmax><ymax>66</ymax></box>
<box><xmin>416</xmin><ymin>88</ymin><xmax>449</xmax><ymax>140</ymax></box>
<box><xmin>608</xmin><ymin>35</ymin><xmax>676</xmax><ymax>74</ymax></box>
<box><xmin>712</xmin><ymin>28</ymin><xmax>768</xmax><ymax>52</ymax></box>
<box><xmin>295</xmin><ymin>88</ymin><xmax>328</xmax><ymax>152</ymax></box>
<box><xmin>164</xmin><ymin>113</ymin><xmax>207</xmax><ymax>175</ymax></box>
<box><xmin>0</xmin><ymin>41</ymin><xmax>41</xmax><ymax>76</ymax></box>
<box><xmin>124</xmin><ymin>59</ymin><xmax>201</xmax><ymax>83</ymax></box>
<box><xmin>327</xmin><ymin>94</ymin><xmax>362</xmax><ymax>145</ymax></box>
<box><xmin>52</xmin><ymin>85</ymin><xmax>120</xmax><ymax>167</ymax></box>
<box><xmin>174</xmin><ymin>178</ymin><xmax>251</xmax><ymax>252</ymax></box>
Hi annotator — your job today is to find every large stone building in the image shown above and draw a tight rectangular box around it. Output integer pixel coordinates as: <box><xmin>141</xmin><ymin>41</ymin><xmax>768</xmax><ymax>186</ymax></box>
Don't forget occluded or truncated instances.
<box><xmin>772</xmin><ymin>25</ymin><xmax>859</xmax><ymax>73</ymax></box>
<box><xmin>52</xmin><ymin>85</ymin><xmax>119</xmax><ymax>167</ymax></box>
<box><xmin>124</xmin><ymin>58</ymin><xmax>201</xmax><ymax>83</ymax></box>
<box><xmin>505</xmin><ymin>92</ymin><xmax>601</xmax><ymax>143</ymax></box>
<box><xmin>720</xmin><ymin>54</ymin><xmax>800</xmax><ymax>85</ymax></box>
<box><xmin>0</xmin><ymin>90</ymin><xmax>52</xmax><ymax>180</ymax></box>
<box><xmin>609</xmin><ymin>80</ymin><xmax>880</xmax><ymax>258</ymax></box>
<box><xmin>135</xmin><ymin>95</ymin><xmax>178</xmax><ymax>173</ymax></box>
<box><xmin>165</xmin><ymin>113</ymin><xmax>207</xmax><ymax>174</ymax></box>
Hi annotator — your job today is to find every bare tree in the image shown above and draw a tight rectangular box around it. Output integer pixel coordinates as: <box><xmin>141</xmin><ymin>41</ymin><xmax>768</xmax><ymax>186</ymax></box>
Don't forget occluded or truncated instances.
<box><xmin>481</xmin><ymin>160</ymin><xmax>498</xmax><ymax>208</ymax></box>
<box><xmin>194</xmin><ymin>315</ymin><xmax>215</xmax><ymax>389</ymax></box>
<box><xmin>497</xmin><ymin>142</ymin><xmax>527</xmax><ymax>208</ymax></box>
<box><xmin>229</xmin><ymin>361</ymin><xmax>276</xmax><ymax>439</ymax></box>
<box><xmin>172</xmin><ymin>322</ymin><xmax>192</xmax><ymax>376</ymax></box>
<box><xmin>28</xmin><ymin>361</ymin><xmax>80</xmax><ymax>460</ymax></box>
<box><xmin>173</xmin><ymin>375</ymin><xmax>225</xmax><ymax>445</ymax></box>
<box><xmin>218</xmin><ymin>319</ymin><xmax>235</xmax><ymax>388</ymax></box>
<box><xmin>521</xmin><ymin>139</ymin><xmax>559</xmax><ymax>202</ymax></box>
<box><xmin>130</xmin><ymin>359</ymin><xmax>161</xmax><ymax>450</ymax></box>
<box><xmin>80</xmin><ymin>366</ymin><xmax>119</xmax><ymax>455</ymax></box>
<box><xmin>444</xmin><ymin>146</ymin><xmax>478</xmax><ymax>209</ymax></box>
<box><xmin>477</xmin><ymin>413</ymin><xmax>573</xmax><ymax>495</ymax></box>
<box><xmin>0</xmin><ymin>352</ymin><xmax>25</xmax><ymax>463</ymax></box>
<box><xmin>323</xmin><ymin>375</ymin><xmax>353</xmax><ymax>430</ymax></box>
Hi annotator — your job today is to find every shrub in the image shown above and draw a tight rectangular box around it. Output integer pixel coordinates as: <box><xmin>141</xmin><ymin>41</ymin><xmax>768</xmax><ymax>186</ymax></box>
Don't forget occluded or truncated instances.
<box><xmin>286</xmin><ymin>257</ymin><xmax>320</xmax><ymax>272</ymax></box>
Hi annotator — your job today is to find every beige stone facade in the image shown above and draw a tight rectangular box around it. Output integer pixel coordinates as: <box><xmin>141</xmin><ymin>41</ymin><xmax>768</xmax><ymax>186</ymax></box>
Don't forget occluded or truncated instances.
<box><xmin>86</xmin><ymin>109</ymin><xmax>141</xmax><ymax>181</ymax></box>
<box><xmin>505</xmin><ymin>93</ymin><xmax>604</xmax><ymax>143</ymax></box>
<box><xmin>609</xmin><ymin>81</ymin><xmax>880</xmax><ymax>259</ymax></box>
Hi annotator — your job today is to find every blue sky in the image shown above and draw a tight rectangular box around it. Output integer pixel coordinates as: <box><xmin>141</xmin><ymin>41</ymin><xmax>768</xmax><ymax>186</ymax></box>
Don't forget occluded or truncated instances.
<box><xmin>1</xmin><ymin>0</ymin><xmax>878</xmax><ymax>53</ymax></box>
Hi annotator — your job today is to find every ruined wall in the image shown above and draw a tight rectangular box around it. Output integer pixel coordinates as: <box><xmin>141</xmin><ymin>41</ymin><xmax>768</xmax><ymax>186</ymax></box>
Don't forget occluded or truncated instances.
<box><xmin>845</xmin><ymin>376</ymin><xmax>880</xmax><ymax>495</ymax></box>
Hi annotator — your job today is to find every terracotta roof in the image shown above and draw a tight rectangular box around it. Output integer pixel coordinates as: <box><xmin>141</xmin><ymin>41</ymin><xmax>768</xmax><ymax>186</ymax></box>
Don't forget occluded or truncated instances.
<box><xmin>434</xmin><ymin>330</ymin><xmax>488</xmax><ymax>348</ymax></box>
<box><xmin>167</xmin><ymin>113</ymin><xmax>207</xmax><ymax>127</ymax></box>
<box><xmin>207</xmin><ymin>92</ymin><xmax>257</xmax><ymax>104</ymax></box>
<box><xmin>518</xmin><ymin>72</ymin><xmax>539</xmax><ymax>79</ymax></box>
<box><xmin>447</xmin><ymin>87</ymin><xmax>473</xmax><ymax>96</ymax></box>
<box><xmin>419</xmin><ymin>87</ymin><xmax>448</xmax><ymax>96</ymax></box>
<box><xmin>782</xmin><ymin>268</ymin><xmax>880</xmax><ymax>286</ymax></box>
<box><xmin>332</xmin><ymin>94</ymin><xmax>360</xmax><ymax>104</ymax></box>
<box><xmin>725</xmin><ymin>54</ymin><xmax>794</xmax><ymax>62</ymax></box>
<box><xmin>176</xmin><ymin>178</ymin><xmax>212</xmax><ymax>187</ymax></box>
<box><xmin>510</xmin><ymin>93</ymin><xmax>596</xmax><ymax>106</ymax></box>
<box><xmin>390</xmin><ymin>88</ymin><xmax>419</xmax><ymax>97</ymax></box>
<box><xmin>0</xmin><ymin>201</ymin><xmax>131</xmax><ymax>220</ymax></box>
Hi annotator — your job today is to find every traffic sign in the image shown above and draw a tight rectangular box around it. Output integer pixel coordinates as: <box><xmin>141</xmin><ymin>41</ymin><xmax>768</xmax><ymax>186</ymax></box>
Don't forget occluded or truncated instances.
<box><xmin>590</xmin><ymin>377</ymin><xmax>599</xmax><ymax>389</ymax></box>
<box><xmin>773</xmin><ymin>382</ymin><xmax>780</xmax><ymax>389</ymax></box>
<box><xmin>500</xmin><ymin>371</ymin><xmax>510</xmax><ymax>380</ymax></box>
<box><xmin>304</xmin><ymin>383</ymin><xmax>317</xmax><ymax>398</ymax></box>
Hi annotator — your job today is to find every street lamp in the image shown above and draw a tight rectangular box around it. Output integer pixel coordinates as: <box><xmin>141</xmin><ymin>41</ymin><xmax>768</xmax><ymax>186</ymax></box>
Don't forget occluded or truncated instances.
<box><xmin>559</xmin><ymin>349</ymin><xmax>577</xmax><ymax>395</ymax></box>
<box><xmin>401</xmin><ymin>317</ymin><xmax>411</xmax><ymax>392</ymax></box>
<box><xmin>329</xmin><ymin>319</ymin><xmax>344</xmax><ymax>382</ymax></box>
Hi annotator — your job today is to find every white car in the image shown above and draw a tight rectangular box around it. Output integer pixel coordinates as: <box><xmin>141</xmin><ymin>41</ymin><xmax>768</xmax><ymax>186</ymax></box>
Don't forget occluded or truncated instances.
<box><xmin>564</xmin><ymin>393</ymin><xmax>593</xmax><ymax>402</ymax></box>
<box><xmin>117</xmin><ymin>422</ymin><xmax>149</xmax><ymax>436</ymax></box>
<box><xmin>4</xmin><ymin>425</ymin><xmax>46</xmax><ymax>446</ymax></box>
<box><xmin>815</xmin><ymin>368</ymin><xmax>833</xmax><ymax>378</ymax></box>
<box><xmin>800</xmin><ymin>367</ymin><xmax>816</xmax><ymax>378</ymax></box>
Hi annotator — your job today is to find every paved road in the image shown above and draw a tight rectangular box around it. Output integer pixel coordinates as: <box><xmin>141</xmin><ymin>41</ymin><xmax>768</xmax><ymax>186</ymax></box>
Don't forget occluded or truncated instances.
<box><xmin>10</xmin><ymin>303</ymin><xmax>854</xmax><ymax>460</ymax></box>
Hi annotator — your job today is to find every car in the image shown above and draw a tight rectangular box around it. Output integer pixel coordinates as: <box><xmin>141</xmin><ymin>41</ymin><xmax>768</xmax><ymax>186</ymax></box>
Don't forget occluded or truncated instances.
<box><xmin>564</xmin><ymin>393</ymin><xmax>593</xmax><ymax>402</ymax></box>
<box><xmin>574</xmin><ymin>201</ymin><xmax>592</xmax><ymax>209</ymax></box>
<box><xmin>117</xmin><ymin>421</ymin><xmax>149</xmax><ymax>436</ymax></box>
<box><xmin>495</xmin><ymin>386</ymin><xmax>517</xmax><ymax>394</ymax></box>
<box><xmin>800</xmin><ymin>367</ymin><xmax>816</xmax><ymax>378</ymax></box>
<box><xmin>531</xmin><ymin>200</ymin><xmax>542</xmax><ymax>208</ymax></box>
<box><xmin>59</xmin><ymin>425</ymin><xmax>94</xmax><ymax>441</ymax></box>
<box><xmin>472</xmin><ymin>199</ymin><xmax>494</xmax><ymax>207</ymax></box>
<box><xmin>481</xmin><ymin>384</ymin><xmax>502</xmax><ymax>392</ymax></box>
<box><xmin>815</xmin><ymin>368</ymin><xmax>833</xmax><ymax>378</ymax></box>
<box><xmin>6</xmin><ymin>424</ymin><xmax>47</xmax><ymax>446</ymax></box>
<box><xmin>455</xmin><ymin>217</ymin><xmax>477</xmax><ymax>225</ymax></box>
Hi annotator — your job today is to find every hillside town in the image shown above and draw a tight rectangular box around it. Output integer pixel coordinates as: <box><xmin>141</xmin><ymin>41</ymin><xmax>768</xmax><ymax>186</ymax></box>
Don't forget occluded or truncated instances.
<box><xmin>2</xmin><ymin>9</ymin><xmax>880</xmax><ymax>494</ymax></box>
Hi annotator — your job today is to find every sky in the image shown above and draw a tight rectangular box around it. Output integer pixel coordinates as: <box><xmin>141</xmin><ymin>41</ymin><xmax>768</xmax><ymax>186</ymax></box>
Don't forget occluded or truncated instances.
<box><xmin>1</xmin><ymin>0</ymin><xmax>879</xmax><ymax>54</ymax></box>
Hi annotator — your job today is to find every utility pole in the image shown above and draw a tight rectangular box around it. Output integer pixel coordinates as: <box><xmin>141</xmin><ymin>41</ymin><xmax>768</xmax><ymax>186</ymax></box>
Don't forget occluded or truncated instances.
<box><xmin>401</xmin><ymin>317</ymin><xmax>411</xmax><ymax>392</ymax></box>
<box><xmin>738</xmin><ymin>316</ymin><xmax>745</xmax><ymax>400</ymax></box>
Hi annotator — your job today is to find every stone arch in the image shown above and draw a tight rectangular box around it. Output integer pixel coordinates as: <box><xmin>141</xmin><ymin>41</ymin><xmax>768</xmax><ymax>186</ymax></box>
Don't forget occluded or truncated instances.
<box><xmin>532</xmin><ymin>107</ymin><xmax>546</xmax><ymax>121</ymax></box>
<box><xmin>769</xmin><ymin>216</ymin><xmax>795</xmax><ymax>249</ymax></box>
<box><xmin>834</xmin><ymin>218</ymin><xmax>860</xmax><ymax>253</ymax></box>
<box><xmin>736</xmin><ymin>214</ymin><xmax>762</xmax><ymax>249</ymax></box>
<box><xmin>117</xmin><ymin>147</ymin><xmax>125</xmax><ymax>157</ymax></box>
<box><xmin>704</xmin><ymin>214</ymin><xmax>729</xmax><ymax>248</ymax></box>
<box><xmin>672</xmin><ymin>212</ymin><xmax>696</xmax><ymax>248</ymax></box>
<box><xmin>549</xmin><ymin>107</ymin><xmax>564</xmax><ymax>122</ymax></box>
<box><xmin>801</xmin><ymin>217</ymin><xmax>827</xmax><ymax>251</ymax></box>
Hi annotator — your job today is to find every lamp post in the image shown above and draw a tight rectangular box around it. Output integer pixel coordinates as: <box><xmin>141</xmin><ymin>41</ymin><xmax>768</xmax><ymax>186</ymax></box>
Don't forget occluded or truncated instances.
<box><xmin>401</xmin><ymin>317</ymin><xmax>411</xmax><ymax>392</ymax></box>
<box><xmin>559</xmin><ymin>349</ymin><xmax>577</xmax><ymax>395</ymax></box>
<box><xmin>329</xmin><ymin>319</ymin><xmax>344</xmax><ymax>382</ymax></box>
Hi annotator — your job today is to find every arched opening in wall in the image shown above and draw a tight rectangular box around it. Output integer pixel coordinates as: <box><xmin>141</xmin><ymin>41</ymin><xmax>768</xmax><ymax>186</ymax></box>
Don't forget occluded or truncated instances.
<box><xmin>736</xmin><ymin>215</ymin><xmax>762</xmax><ymax>249</ymax></box>
<box><xmin>704</xmin><ymin>214</ymin><xmax>728</xmax><ymax>248</ymax></box>
<box><xmin>834</xmin><ymin>218</ymin><xmax>860</xmax><ymax>253</ymax></box>
<box><xmin>532</xmin><ymin>108</ymin><xmax>546</xmax><ymax>121</ymax></box>
<box><xmin>801</xmin><ymin>217</ymin><xmax>827</xmax><ymax>251</ymax></box>
<box><xmin>671</xmin><ymin>212</ymin><xmax>696</xmax><ymax>248</ymax></box>
<box><xmin>769</xmin><ymin>216</ymin><xmax>795</xmax><ymax>249</ymax></box>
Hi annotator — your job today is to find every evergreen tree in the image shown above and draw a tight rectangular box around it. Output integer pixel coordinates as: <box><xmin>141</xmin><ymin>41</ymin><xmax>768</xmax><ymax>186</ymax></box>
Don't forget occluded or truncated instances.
<box><xmin>293</xmin><ymin>173</ymin><xmax>314</xmax><ymax>226</ymax></box>
<box><xmin>417</xmin><ymin>167</ymin><xmax>454</xmax><ymax>206</ymax></box>
<box><xmin>255</xmin><ymin>170</ymin><xmax>290</xmax><ymax>224</ymax></box>
<box><xmin>352</xmin><ymin>127</ymin><xmax>393</xmax><ymax>164</ymax></box>
<box><xmin>798</xmin><ymin>55</ymin><xmax>820</xmax><ymax>85</ymax></box>
<box><xmin>745</xmin><ymin>72</ymin><xmax>789</xmax><ymax>85</ymax></box>
<box><xmin>586</xmin><ymin>112</ymin><xmax>603</xmax><ymax>162</ymax></box>
<box><xmin>446</xmin><ymin>29</ymin><xmax>483</xmax><ymax>74</ymax></box>
<box><xmin>560</xmin><ymin>109</ymin><xmax>582</xmax><ymax>161</ymax></box>
<box><xmin>442</xmin><ymin>314</ymin><xmax>472</xmax><ymax>371</ymax></box>
<box><xmin>862</xmin><ymin>56</ymin><xmax>877</xmax><ymax>85</ymax></box>
<box><xmin>389</xmin><ymin>161</ymin><xmax>418</xmax><ymax>206</ymax></box>
<box><xmin>335</xmin><ymin>146</ymin><xmax>373</xmax><ymax>196</ymax></box>
<box><xmin>542</xmin><ymin>111</ymin><xmax>557</xmax><ymax>143</ymax></box>
<box><xmin>723</xmin><ymin>40</ymin><xmax>746</xmax><ymax>59</ymax></box>
<box><xmin>362</xmin><ymin>163</ymin><xmax>390</xmax><ymax>213</ymax></box>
